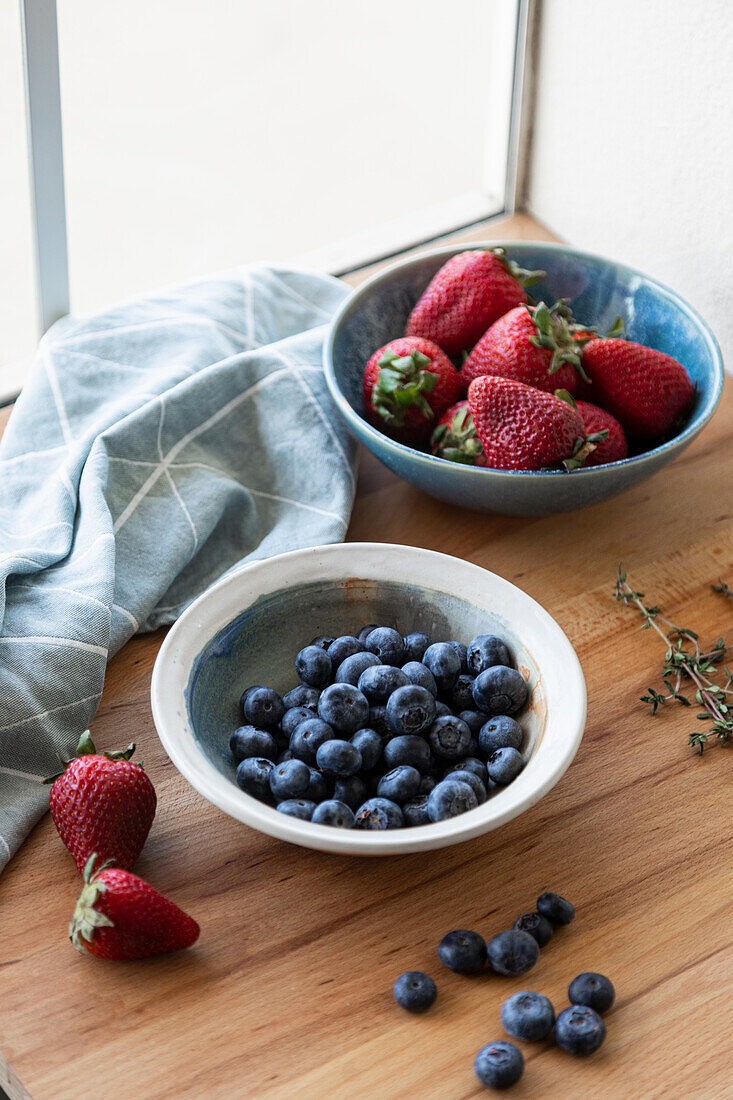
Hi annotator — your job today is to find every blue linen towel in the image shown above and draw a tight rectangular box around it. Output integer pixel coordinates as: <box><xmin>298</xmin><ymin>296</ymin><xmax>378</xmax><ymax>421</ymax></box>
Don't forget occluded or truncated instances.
<box><xmin>0</xmin><ymin>264</ymin><xmax>357</xmax><ymax>872</ymax></box>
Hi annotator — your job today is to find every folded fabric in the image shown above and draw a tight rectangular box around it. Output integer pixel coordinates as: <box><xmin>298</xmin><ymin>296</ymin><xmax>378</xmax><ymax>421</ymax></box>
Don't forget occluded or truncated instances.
<box><xmin>0</xmin><ymin>264</ymin><xmax>357</xmax><ymax>872</ymax></box>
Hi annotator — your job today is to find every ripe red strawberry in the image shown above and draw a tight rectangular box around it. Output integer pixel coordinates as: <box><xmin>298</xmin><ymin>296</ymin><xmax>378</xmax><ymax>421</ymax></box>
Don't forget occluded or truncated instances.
<box><xmin>405</xmin><ymin>248</ymin><xmax>545</xmax><ymax>356</ymax></box>
<box><xmin>363</xmin><ymin>336</ymin><xmax>463</xmax><ymax>444</ymax></box>
<box><xmin>461</xmin><ymin>302</ymin><xmax>589</xmax><ymax>394</ymax></box>
<box><xmin>580</xmin><ymin>338</ymin><xmax>694</xmax><ymax>439</ymax></box>
<box><xmin>467</xmin><ymin>375</ymin><xmax>588</xmax><ymax>471</ymax></box>
<box><xmin>430</xmin><ymin>400</ymin><xmax>484</xmax><ymax>465</ymax></box>
<box><xmin>48</xmin><ymin>731</ymin><xmax>156</xmax><ymax>872</ymax></box>
<box><xmin>575</xmin><ymin>400</ymin><xmax>628</xmax><ymax>466</ymax></box>
<box><xmin>69</xmin><ymin>855</ymin><xmax>199</xmax><ymax>959</ymax></box>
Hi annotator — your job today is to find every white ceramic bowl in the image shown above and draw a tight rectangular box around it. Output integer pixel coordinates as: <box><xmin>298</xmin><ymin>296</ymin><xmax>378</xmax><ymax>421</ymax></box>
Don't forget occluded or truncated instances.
<box><xmin>151</xmin><ymin>543</ymin><xmax>586</xmax><ymax>855</ymax></box>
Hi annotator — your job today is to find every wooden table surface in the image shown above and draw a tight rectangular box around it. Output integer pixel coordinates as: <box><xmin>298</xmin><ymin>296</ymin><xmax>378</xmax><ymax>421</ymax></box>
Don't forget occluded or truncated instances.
<box><xmin>2</xmin><ymin>215</ymin><xmax>732</xmax><ymax>1100</ymax></box>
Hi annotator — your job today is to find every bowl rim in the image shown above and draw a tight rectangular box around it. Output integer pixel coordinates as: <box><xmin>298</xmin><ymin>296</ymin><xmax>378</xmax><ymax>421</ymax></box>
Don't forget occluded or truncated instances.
<box><xmin>150</xmin><ymin>541</ymin><xmax>587</xmax><ymax>856</ymax></box>
<box><xmin>323</xmin><ymin>239</ymin><xmax>725</xmax><ymax>480</ymax></box>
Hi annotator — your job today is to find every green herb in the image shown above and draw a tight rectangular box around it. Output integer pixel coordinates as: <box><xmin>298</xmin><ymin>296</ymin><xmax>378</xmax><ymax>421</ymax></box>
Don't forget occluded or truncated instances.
<box><xmin>712</xmin><ymin>578</ymin><xmax>733</xmax><ymax>600</ymax></box>
<box><xmin>614</xmin><ymin>565</ymin><xmax>733</xmax><ymax>753</ymax></box>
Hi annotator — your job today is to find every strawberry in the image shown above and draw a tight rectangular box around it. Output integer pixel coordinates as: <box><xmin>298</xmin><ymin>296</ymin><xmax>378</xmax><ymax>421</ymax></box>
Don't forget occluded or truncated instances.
<box><xmin>467</xmin><ymin>375</ymin><xmax>589</xmax><ymax>471</ymax></box>
<box><xmin>580</xmin><ymin>338</ymin><xmax>694</xmax><ymax>439</ymax></box>
<box><xmin>430</xmin><ymin>400</ymin><xmax>484</xmax><ymax>465</ymax></box>
<box><xmin>575</xmin><ymin>400</ymin><xmax>627</xmax><ymax>466</ymax></box>
<box><xmin>461</xmin><ymin>302</ymin><xmax>590</xmax><ymax>394</ymax></box>
<box><xmin>406</xmin><ymin>248</ymin><xmax>545</xmax><ymax>357</ymax></box>
<box><xmin>363</xmin><ymin>336</ymin><xmax>463</xmax><ymax>444</ymax></box>
<box><xmin>70</xmin><ymin>855</ymin><xmax>199</xmax><ymax>960</ymax></box>
<box><xmin>47</xmin><ymin>731</ymin><xmax>156</xmax><ymax>872</ymax></box>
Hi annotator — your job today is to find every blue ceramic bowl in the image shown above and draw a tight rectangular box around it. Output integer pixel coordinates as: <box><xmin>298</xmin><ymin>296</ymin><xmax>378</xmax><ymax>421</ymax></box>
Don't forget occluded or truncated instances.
<box><xmin>323</xmin><ymin>242</ymin><xmax>724</xmax><ymax>515</ymax></box>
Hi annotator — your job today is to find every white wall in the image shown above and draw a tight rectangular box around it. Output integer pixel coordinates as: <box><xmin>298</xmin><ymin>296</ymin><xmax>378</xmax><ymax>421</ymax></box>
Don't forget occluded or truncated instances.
<box><xmin>527</xmin><ymin>0</ymin><xmax>732</xmax><ymax>367</ymax></box>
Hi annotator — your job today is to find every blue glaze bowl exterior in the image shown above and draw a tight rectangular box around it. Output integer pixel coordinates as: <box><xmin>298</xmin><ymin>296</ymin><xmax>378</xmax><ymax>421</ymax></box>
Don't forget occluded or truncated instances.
<box><xmin>323</xmin><ymin>242</ymin><xmax>724</xmax><ymax>515</ymax></box>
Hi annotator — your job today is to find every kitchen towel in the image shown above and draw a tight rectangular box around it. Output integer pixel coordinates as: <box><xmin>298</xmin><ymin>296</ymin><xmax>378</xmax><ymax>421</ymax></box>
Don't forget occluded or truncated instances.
<box><xmin>0</xmin><ymin>264</ymin><xmax>357</xmax><ymax>872</ymax></box>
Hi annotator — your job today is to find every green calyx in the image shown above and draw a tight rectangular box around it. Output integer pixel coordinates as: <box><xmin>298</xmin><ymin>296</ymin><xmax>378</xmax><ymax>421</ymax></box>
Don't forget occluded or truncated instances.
<box><xmin>430</xmin><ymin>405</ymin><xmax>484</xmax><ymax>465</ymax></box>
<box><xmin>528</xmin><ymin>301</ymin><xmax>592</xmax><ymax>383</ymax></box>
<box><xmin>372</xmin><ymin>348</ymin><xmax>438</xmax><ymax>427</ymax></box>
<box><xmin>570</xmin><ymin>313</ymin><xmax>625</xmax><ymax>348</ymax></box>
<box><xmin>44</xmin><ymin>731</ymin><xmax>138</xmax><ymax>784</ymax></box>
<box><xmin>563</xmin><ymin>430</ymin><xmax>610</xmax><ymax>471</ymax></box>
<box><xmin>491</xmin><ymin>247</ymin><xmax>546</xmax><ymax>288</ymax></box>
<box><xmin>69</xmin><ymin>854</ymin><xmax>115</xmax><ymax>953</ymax></box>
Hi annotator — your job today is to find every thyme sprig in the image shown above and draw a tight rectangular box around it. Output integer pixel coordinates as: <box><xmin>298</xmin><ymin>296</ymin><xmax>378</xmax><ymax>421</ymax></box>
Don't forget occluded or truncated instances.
<box><xmin>614</xmin><ymin>565</ymin><xmax>733</xmax><ymax>753</ymax></box>
<box><xmin>712</xmin><ymin>578</ymin><xmax>733</xmax><ymax>600</ymax></box>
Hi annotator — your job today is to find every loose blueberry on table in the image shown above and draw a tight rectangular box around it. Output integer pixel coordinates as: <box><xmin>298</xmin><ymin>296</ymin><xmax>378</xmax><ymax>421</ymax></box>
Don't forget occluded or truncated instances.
<box><xmin>228</xmin><ymin>624</ymin><xmax>531</xmax><ymax>829</ymax></box>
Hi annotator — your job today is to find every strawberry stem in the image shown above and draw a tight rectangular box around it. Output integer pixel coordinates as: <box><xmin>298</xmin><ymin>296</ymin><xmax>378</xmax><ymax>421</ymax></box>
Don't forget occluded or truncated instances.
<box><xmin>490</xmin><ymin>247</ymin><xmax>546</xmax><ymax>288</ymax></box>
<box><xmin>372</xmin><ymin>349</ymin><xmax>437</xmax><ymax>427</ymax></box>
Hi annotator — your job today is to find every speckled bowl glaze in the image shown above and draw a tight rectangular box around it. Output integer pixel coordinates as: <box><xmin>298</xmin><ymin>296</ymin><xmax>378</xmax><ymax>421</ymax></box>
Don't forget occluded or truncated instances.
<box><xmin>324</xmin><ymin>242</ymin><xmax>724</xmax><ymax>515</ymax></box>
<box><xmin>150</xmin><ymin>543</ymin><xmax>586</xmax><ymax>856</ymax></box>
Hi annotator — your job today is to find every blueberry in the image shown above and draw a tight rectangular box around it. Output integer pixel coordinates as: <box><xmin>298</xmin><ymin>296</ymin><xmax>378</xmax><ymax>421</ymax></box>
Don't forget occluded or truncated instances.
<box><xmin>357</xmin><ymin>623</ymin><xmax>380</xmax><ymax>644</ymax></box>
<box><xmin>447</xmin><ymin>756</ymin><xmax>488</xmax><ymax>785</ymax></box>
<box><xmin>401</xmin><ymin>661</ymin><xmax>438</xmax><ymax>697</ymax></box>
<box><xmin>295</xmin><ymin>645</ymin><xmax>332</xmax><ymax>688</ymax></box>
<box><xmin>444</xmin><ymin>769</ymin><xmax>486</xmax><ymax>804</ymax></box>
<box><xmin>473</xmin><ymin>666</ymin><xmax>528</xmax><ymax>716</ymax></box>
<box><xmin>402</xmin><ymin>631</ymin><xmax>432</xmax><ymax>663</ymax></box>
<box><xmin>318</xmin><ymin>683</ymin><xmax>370</xmax><ymax>734</ymax></box>
<box><xmin>335</xmin><ymin>651</ymin><xmax>381</xmax><ymax>686</ymax></box>
<box><xmin>310</xmin><ymin>634</ymin><xmax>334</xmax><ymax>651</ymax></box>
<box><xmin>427</xmin><ymin>715</ymin><xmax>472</xmax><ymax>761</ymax></box>
<box><xmin>289</xmin><ymin>717</ymin><xmax>335</xmax><ymax>764</ymax></box>
<box><xmin>568</xmin><ymin>973</ymin><xmax>615</xmax><ymax>1014</ymax></box>
<box><xmin>437</xmin><ymin>929</ymin><xmax>486</xmax><ymax>974</ymax></box>
<box><xmin>311</xmin><ymin>799</ymin><xmax>355</xmax><ymax>828</ymax></box>
<box><xmin>434</xmin><ymin>700</ymin><xmax>453</xmax><ymax>718</ymax></box>
<box><xmin>537</xmin><ymin>891</ymin><xmax>575</xmax><ymax>925</ymax></box>
<box><xmin>241</xmin><ymin>686</ymin><xmax>285</xmax><ymax>728</ymax></box>
<box><xmin>358</xmin><ymin>664</ymin><xmax>409</xmax><ymax>704</ymax></box>
<box><xmin>281</xmin><ymin>705</ymin><xmax>317</xmax><ymax>738</ymax></box>
<box><xmin>368</xmin><ymin>705</ymin><xmax>390</xmax><ymax>740</ymax></box>
<box><xmin>487</xmin><ymin>747</ymin><xmax>525</xmax><ymax>785</ymax></box>
<box><xmin>446</xmin><ymin>640</ymin><xmax>468</xmax><ymax>673</ymax></box>
<box><xmin>327</xmin><ymin>635</ymin><xmax>364</xmax><ymax>666</ymax></box>
<box><xmin>240</xmin><ymin>684</ymin><xmax>266</xmax><ymax>709</ymax></box>
<box><xmin>230</xmin><ymin>725</ymin><xmax>278</xmax><ymax>762</ymax></box>
<box><xmin>355</xmin><ymin>797</ymin><xmax>404</xmax><ymax>829</ymax></box>
<box><xmin>377</xmin><ymin>765</ymin><xmax>421</xmax><ymax>804</ymax></box>
<box><xmin>458</xmin><ymin>709</ymin><xmax>485</xmax><ymax>736</ymax></box>
<box><xmin>422</xmin><ymin>642</ymin><xmax>461</xmax><ymax>693</ymax></box>
<box><xmin>332</xmin><ymin>775</ymin><xmax>368</xmax><ymax>810</ymax></box>
<box><xmin>235</xmin><ymin>757</ymin><xmax>274</xmax><ymax>800</ymax></box>
<box><xmin>487</xmin><ymin>930</ymin><xmax>539</xmax><ymax>976</ymax></box>
<box><xmin>450</xmin><ymin>674</ymin><xmax>476</xmax><ymax>712</ymax></box>
<box><xmin>365</xmin><ymin>626</ymin><xmax>404</xmax><ymax>666</ymax></box>
<box><xmin>276</xmin><ymin>798</ymin><xmax>316</xmax><ymax>820</ymax></box>
<box><xmin>427</xmin><ymin>778</ymin><xmax>478</xmax><ymax>821</ymax></box>
<box><xmin>501</xmin><ymin>991</ymin><xmax>555</xmax><ymax>1041</ymax></box>
<box><xmin>479</xmin><ymin>716</ymin><xmax>523</xmax><ymax>755</ymax></box>
<box><xmin>316</xmin><ymin>739</ymin><xmax>362</xmax><ymax>777</ymax></box>
<box><xmin>383</xmin><ymin>734</ymin><xmax>432</xmax><ymax>773</ymax></box>
<box><xmin>554</xmin><ymin>1005</ymin><xmax>606</xmax><ymax>1055</ymax></box>
<box><xmin>393</xmin><ymin>970</ymin><xmax>437</xmax><ymax>1012</ymax></box>
<box><xmin>474</xmin><ymin>1041</ymin><xmax>524</xmax><ymax>1090</ymax></box>
<box><xmin>277</xmin><ymin>749</ymin><xmax>294</xmax><ymax>763</ymax></box>
<box><xmin>282</xmin><ymin>684</ymin><xmax>320</xmax><ymax>711</ymax></box>
<box><xmin>418</xmin><ymin>775</ymin><xmax>436</xmax><ymax>795</ymax></box>
<box><xmin>269</xmin><ymin>758</ymin><xmax>310</xmax><ymax>800</ymax></box>
<box><xmin>305</xmin><ymin>767</ymin><xmax>331</xmax><ymax>803</ymax></box>
<box><xmin>467</xmin><ymin>634</ymin><xmax>511</xmax><ymax>676</ymax></box>
<box><xmin>350</xmin><ymin>728</ymin><xmax>383</xmax><ymax>771</ymax></box>
<box><xmin>513</xmin><ymin>912</ymin><xmax>553</xmax><ymax>948</ymax></box>
<box><xmin>386</xmin><ymin>685</ymin><xmax>437</xmax><ymax>736</ymax></box>
<box><xmin>403</xmin><ymin>794</ymin><xmax>431</xmax><ymax>826</ymax></box>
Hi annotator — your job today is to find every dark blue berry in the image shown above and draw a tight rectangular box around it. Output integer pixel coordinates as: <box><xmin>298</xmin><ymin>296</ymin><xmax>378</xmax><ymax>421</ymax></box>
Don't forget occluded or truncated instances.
<box><xmin>281</xmin><ymin>705</ymin><xmax>317</xmax><ymax>738</ymax></box>
<box><xmin>350</xmin><ymin>728</ymin><xmax>383</xmax><ymax>771</ymax></box>
<box><xmin>357</xmin><ymin>664</ymin><xmax>409</xmax><ymax>704</ymax></box>
<box><xmin>444</xmin><ymin>769</ymin><xmax>486</xmax><ymax>804</ymax></box>
<box><xmin>446</xmin><ymin>640</ymin><xmax>468</xmax><ymax>673</ymax></box>
<box><xmin>403</xmin><ymin>794</ymin><xmax>431</xmax><ymax>826</ymax></box>
<box><xmin>240</xmin><ymin>684</ymin><xmax>266</xmax><ymax>709</ymax></box>
<box><xmin>365</xmin><ymin>626</ymin><xmax>404</xmax><ymax>665</ymax></box>
<box><xmin>282</xmin><ymin>684</ymin><xmax>320</xmax><ymax>711</ymax></box>
<box><xmin>316</xmin><ymin>739</ymin><xmax>362</xmax><ymax>777</ymax></box>
<box><xmin>401</xmin><ymin>661</ymin><xmax>438</xmax><ymax>697</ymax></box>
<box><xmin>318</xmin><ymin>683</ymin><xmax>370</xmax><ymax>734</ymax></box>
<box><xmin>289</xmin><ymin>717</ymin><xmax>335</xmax><ymax>765</ymax></box>
<box><xmin>537</xmin><ymin>891</ymin><xmax>575</xmax><ymax>925</ymax></box>
<box><xmin>487</xmin><ymin>930</ymin><xmax>539</xmax><ymax>976</ymax></box>
<box><xmin>458</xmin><ymin>709</ymin><xmax>485</xmax><ymax>735</ymax></box>
<box><xmin>427</xmin><ymin>715</ymin><xmax>472</xmax><ymax>760</ymax></box>
<box><xmin>242</xmin><ymin>686</ymin><xmax>284</xmax><ymax>728</ymax></box>
<box><xmin>427</xmin><ymin>778</ymin><xmax>478</xmax><ymax>821</ymax></box>
<box><xmin>434</xmin><ymin>700</ymin><xmax>453</xmax><ymax>718</ymax></box>
<box><xmin>310</xmin><ymin>634</ymin><xmax>334</xmax><ymax>651</ymax></box>
<box><xmin>269</xmin><ymin>758</ymin><xmax>310</xmax><ymax>800</ymax></box>
<box><xmin>355</xmin><ymin>797</ymin><xmax>403</xmax><ymax>829</ymax></box>
<box><xmin>501</xmin><ymin>991</ymin><xmax>555</xmax><ymax>1041</ymax></box>
<box><xmin>278</xmin><ymin>749</ymin><xmax>294</xmax><ymax>763</ymax></box>
<box><xmin>437</xmin><ymin>929</ymin><xmax>486</xmax><ymax>974</ymax></box>
<box><xmin>402</xmin><ymin>631</ymin><xmax>432</xmax><ymax>663</ymax></box>
<box><xmin>305</xmin><ymin>767</ymin><xmax>331</xmax><ymax>803</ymax></box>
<box><xmin>295</xmin><ymin>645</ymin><xmax>332</xmax><ymax>688</ymax></box>
<box><xmin>377</xmin><ymin>765</ymin><xmax>421</xmax><ymax>804</ymax></box>
<box><xmin>467</xmin><ymin>634</ymin><xmax>511</xmax><ymax>676</ymax></box>
<box><xmin>386</xmin><ymin>685</ymin><xmax>436</xmax><ymax>736</ymax></box>
<box><xmin>422</xmin><ymin>642</ymin><xmax>461</xmax><ymax>693</ymax></box>
<box><xmin>332</xmin><ymin>775</ymin><xmax>368</xmax><ymax>810</ymax></box>
<box><xmin>383</xmin><ymin>734</ymin><xmax>432</xmax><ymax>773</ymax></box>
<box><xmin>393</xmin><ymin>970</ymin><xmax>437</xmax><ymax>1012</ymax></box>
<box><xmin>335</xmin><ymin>651</ymin><xmax>380</xmax><ymax>685</ymax></box>
<box><xmin>327</xmin><ymin>635</ymin><xmax>364</xmax><ymax>666</ymax></box>
<box><xmin>357</xmin><ymin>623</ymin><xmax>379</xmax><ymax>644</ymax></box>
<box><xmin>450</xmin><ymin>674</ymin><xmax>476</xmax><ymax>712</ymax></box>
<box><xmin>447</xmin><ymin>756</ymin><xmax>488</xmax><ymax>785</ymax></box>
<box><xmin>487</xmin><ymin>747</ymin><xmax>525</xmax><ymax>785</ymax></box>
<box><xmin>368</xmin><ymin>705</ymin><xmax>390</xmax><ymax>740</ymax></box>
<box><xmin>474</xmin><ymin>1041</ymin><xmax>524</xmax><ymax>1089</ymax></box>
<box><xmin>230</xmin><ymin>725</ymin><xmax>278</xmax><ymax>762</ymax></box>
<box><xmin>513</xmin><ymin>912</ymin><xmax>553</xmax><ymax>948</ymax></box>
<box><xmin>568</xmin><ymin>973</ymin><xmax>615</xmax><ymax>1014</ymax></box>
<box><xmin>555</xmin><ymin>1005</ymin><xmax>606</xmax><ymax>1055</ymax></box>
<box><xmin>473</xmin><ymin>666</ymin><xmax>528</xmax><ymax>716</ymax></box>
<box><xmin>235</xmin><ymin>757</ymin><xmax>274</xmax><ymax>800</ymax></box>
<box><xmin>418</xmin><ymin>774</ymin><xmax>436</xmax><ymax>795</ymax></box>
<box><xmin>311</xmin><ymin>799</ymin><xmax>355</xmax><ymax>828</ymax></box>
<box><xmin>276</xmin><ymin>798</ymin><xmax>316</xmax><ymax>820</ymax></box>
<box><xmin>479</xmin><ymin>715</ymin><xmax>523</xmax><ymax>754</ymax></box>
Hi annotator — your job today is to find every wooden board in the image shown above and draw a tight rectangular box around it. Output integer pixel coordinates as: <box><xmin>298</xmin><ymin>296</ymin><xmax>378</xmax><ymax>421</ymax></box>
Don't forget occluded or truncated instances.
<box><xmin>2</xmin><ymin>215</ymin><xmax>732</xmax><ymax>1100</ymax></box>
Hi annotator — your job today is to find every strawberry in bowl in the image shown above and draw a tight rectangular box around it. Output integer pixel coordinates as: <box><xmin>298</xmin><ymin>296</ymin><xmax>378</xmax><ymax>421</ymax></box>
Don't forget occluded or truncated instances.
<box><xmin>362</xmin><ymin>336</ymin><xmax>463</xmax><ymax>445</ymax></box>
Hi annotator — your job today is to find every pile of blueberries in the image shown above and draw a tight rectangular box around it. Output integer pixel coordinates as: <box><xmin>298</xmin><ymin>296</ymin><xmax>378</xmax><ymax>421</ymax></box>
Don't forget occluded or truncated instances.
<box><xmin>392</xmin><ymin>891</ymin><xmax>614</xmax><ymax>1090</ymax></box>
<box><xmin>231</xmin><ymin>623</ymin><xmax>530</xmax><ymax>829</ymax></box>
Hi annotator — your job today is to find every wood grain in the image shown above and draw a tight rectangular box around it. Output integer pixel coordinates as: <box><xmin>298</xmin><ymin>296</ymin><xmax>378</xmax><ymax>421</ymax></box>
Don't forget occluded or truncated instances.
<box><xmin>1</xmin><ymin>215</ymin><xmax>732</xmax><ymax>1100</ymax></box>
